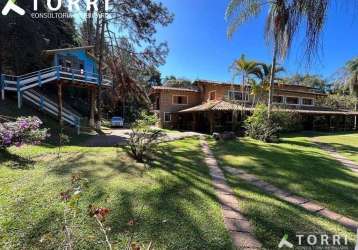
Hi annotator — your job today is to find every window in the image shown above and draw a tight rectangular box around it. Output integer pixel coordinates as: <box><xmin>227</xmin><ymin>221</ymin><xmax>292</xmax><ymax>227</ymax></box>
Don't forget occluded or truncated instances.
<box><xmin>80</xmin><ymin>63</ymin><xmax>84</xmax><ymax>75</ymax></box>
<box><xmin>273</xmin><ymin>96</ymin><xmax>284</xmax><ymax>103</ymax></box>
<box><xmin>302</xmin><ymin>98</ymin><xmax>314</xmax><ymax>106</ymax></box>
<box><xmin>228</xmin><ymin>91</ymin><xmax>247</xmax><ymax>101</ymax></box>
<box><xmin>65</xmin><ymin>60</ymin><xmax>72</xmax><ymax>72</ymax></box>
<box><xmin>209</xmin><ymin>91</ymin><xmax>216</xmax><ymax>101</ymax></box>
<box><xmin>286</xmin><ymin>97</ymin><xmax>299</xmax><ymax>105</ymax></box>
<box><xmin>164</xmin><ymin>112</ymin><xmax>171</xmax><ymax>122</ymax></box>
<box><xmin>172</xmin><ymin>95</ymin><xmax>188</xmax><ymax>105</ymax></box>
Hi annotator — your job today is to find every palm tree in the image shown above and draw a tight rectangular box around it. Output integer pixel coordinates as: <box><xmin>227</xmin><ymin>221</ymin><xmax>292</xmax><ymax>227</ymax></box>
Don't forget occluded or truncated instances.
<box><xmin>231</xmin><ymin>54</ymin><xmax>261</xmax><ymax>99</ymax></box>
<box><xmin>257</xmin><ymin>63</ymin><xmax>285</xmax><ymax>86</ymax></box>
<box><xmin>249</xmin><ymin>63</ymin><xmax>284</xmax><ymax>107</ymax></box>
<box><xmin>226</xmin><ymin>0</ymin><xmax>329</xmax><ymax>117</ymax></box>
<box><xmin>248</xmin><ymin>79</ymin><xmax>262</xmax><ymax>107</ymax></box>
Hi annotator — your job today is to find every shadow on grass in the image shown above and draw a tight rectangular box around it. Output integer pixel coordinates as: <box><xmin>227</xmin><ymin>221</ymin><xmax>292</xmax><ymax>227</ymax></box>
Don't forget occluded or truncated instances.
<box><xmin>104</xmin><ymin>141</ymin><xmax>233</xmax><ymax>249</ymax></box>
<box><xmin>211</xmin><ymin>137</ymin><xmax>358</xmax><ymax>219</ymax></box>
<box><xmin>0</xmin><ymin>149</ymin><xmax>35</xmax><ymax>169</ymax></box>
<box><xmin>224</xmin><ymin>173</ymin><xmax>356</xmax><ymax>249</ymax></box>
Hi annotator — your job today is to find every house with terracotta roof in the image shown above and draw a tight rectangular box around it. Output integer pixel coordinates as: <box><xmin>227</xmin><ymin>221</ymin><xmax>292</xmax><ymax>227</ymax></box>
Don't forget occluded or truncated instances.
<box><xmin>149</xmin><ymin>80</ymin><xmax>357</xmax><ymax>133</ymax></box>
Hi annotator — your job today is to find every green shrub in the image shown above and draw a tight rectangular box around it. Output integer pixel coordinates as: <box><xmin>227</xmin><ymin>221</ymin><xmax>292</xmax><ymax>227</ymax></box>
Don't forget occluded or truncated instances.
<box><xmin>272</xmin><ymin>111</ymin><xmax>303</xmax><ymax>132</ymax></box>
<box><xmin>244</xmin><ymin>104</ymin><xmax>280</xmax><ymax>142</ymax></box>
<box><xmin>127</xmin><ymin>111</ymin><xmax>164</xmax><ymax>163</ymax></box>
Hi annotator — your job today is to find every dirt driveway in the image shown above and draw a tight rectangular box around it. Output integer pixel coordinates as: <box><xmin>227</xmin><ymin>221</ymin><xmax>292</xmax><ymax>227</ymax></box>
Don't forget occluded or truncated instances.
<box><xmin>85</xmin><ymin>128</ymin><xmax>202</xmax><ymax>147</ymax></box>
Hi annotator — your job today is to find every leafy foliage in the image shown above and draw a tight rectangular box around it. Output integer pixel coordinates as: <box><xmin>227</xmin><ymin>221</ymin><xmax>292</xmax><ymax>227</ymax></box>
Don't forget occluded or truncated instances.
<box><xmin>284</xmin><ymin>74</ymin><xmax>327</xmax><ymax>92</ymax></box>
<box><xmin>127</xmin><ymin>111</ymin><xmax>164</xmax><ymax>163</ymax></box>
<box><xmin>0</xmin><ymin>117</ymin><xmax>48</xmax><ymax>150</ymax></box>
<box><xmin>272</xmin><ymin>111</ymin><xmax>303</xmax><ymax>132</ymax></box>
<box><xmin>244</xmin><ymin>104</ymin><xmax>280</xmax><ymax>142</ymax></box>
<box><xmin>316</xmin><ymin>94</ymin><xmax>358</xmax><ymax>111</ymax></box>
<box><xmin>225</xmin><ymin>0</ymin><xmax>330</xmax><ymax>61</ymax></box>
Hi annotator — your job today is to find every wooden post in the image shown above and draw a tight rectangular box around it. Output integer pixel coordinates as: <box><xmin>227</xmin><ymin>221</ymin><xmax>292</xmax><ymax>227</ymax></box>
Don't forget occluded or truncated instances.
<box><xmin>209</xmin><ymin>111</ymin><xmax>214</xmax><ymax>134</ymax></box>
<box><xmin>89</xmin><ymin>87</ymin><xmax>96</xmax><ymax>128</ymax></box>
<box><xmin>1</xmin><ymin>74</ymin><xmax>4</xmax><ymax>100</ymax></box>
<box><xmin>192</xmin><ymin>112</ymin><xmax>197</xmax><ymax>131</ymax></box>
<box><xmin>354</xmin><ymin>103</ymin><xmax>357</xmax><ymax>130</ymax></box>
<box><xmin>58</xmin><ymin>82</ymin><xmax>63</xmax><ymax>127</ymax></box>
<box><xmin>17</xmin><ymin>91</ymin><xmax>21</xmax><ymax>109</ymax></box>
<box><xmin>17</xmin><ymin>77</ymin><xmax>21</xmax><ymax>109</ymax></box>
<box><xmin>232</xmin><ymin>110</ymin><xmax>238</xmax><ymax>131</ymax></box>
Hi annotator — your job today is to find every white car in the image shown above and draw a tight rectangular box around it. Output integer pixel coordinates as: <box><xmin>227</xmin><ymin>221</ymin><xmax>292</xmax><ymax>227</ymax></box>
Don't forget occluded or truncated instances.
<box><xmin>111</xmin><ymin>117</ymin><xmax>124</xmax><ymax>127</ymax></box>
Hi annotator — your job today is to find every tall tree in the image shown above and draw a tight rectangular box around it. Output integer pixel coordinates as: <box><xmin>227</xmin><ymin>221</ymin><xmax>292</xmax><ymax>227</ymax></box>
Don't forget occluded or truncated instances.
<box><xmin>0</xmin><ymin>0</ymin><xmax>78</xmax><ymax>75</ymax></box>
<box><xmin>346</xmin><ymin>58</ymin><xmax>358</xmax><ymax>129</ymax></box>
<box><xmin>78</xmin><ymin>0</ymin><xmax>173</xmax><ymax>128</ymax></box>
<box><xmin>226</xmin><ymin>0</ymin><xmax>330</xmax><ymax>117</ymax></box>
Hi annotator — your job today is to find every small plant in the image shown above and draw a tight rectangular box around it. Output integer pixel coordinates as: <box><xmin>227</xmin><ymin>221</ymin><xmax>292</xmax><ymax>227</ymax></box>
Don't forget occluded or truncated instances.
<box><xmin>0</xmin><ymin>116</ymin><xmax>48</xmax><ymax>151</ymax></box>
<box><xmin>58</xmin><ymin>131</ymin><xmax>70</xmax><ymax>159</ymax></box>
<box><xmin>127</xmin><ymin>111</ymin><xmax>164</xmax><ymax>163</ymax></box>
<box><xmin>60</xmin><ymin>174</ymin><xmax>89</xmax><ymax>250</ymax></box>
<box><xmin>244</xmin><ymin>104</ymin><xmax>280</xmax><ymax>142</ymax></box>
<box><xmin>88</xmin><ymin>205</ymin><xmax>112</xmax><ymax>250</ymax></box>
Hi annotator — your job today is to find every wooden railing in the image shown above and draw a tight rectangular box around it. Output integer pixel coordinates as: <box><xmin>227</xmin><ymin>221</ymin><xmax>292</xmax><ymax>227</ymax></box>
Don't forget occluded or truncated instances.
<box><xmin>1</xmin><ymin>66</ymin><xmax>113</xmax><ymax>94</ymax></box>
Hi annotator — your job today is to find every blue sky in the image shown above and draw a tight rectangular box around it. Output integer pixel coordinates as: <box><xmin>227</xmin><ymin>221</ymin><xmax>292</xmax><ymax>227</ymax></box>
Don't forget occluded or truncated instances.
<box><xmin>155</xmin><ymin>0</ymin><xmax>358</xmax><ymax>82</ymax></box>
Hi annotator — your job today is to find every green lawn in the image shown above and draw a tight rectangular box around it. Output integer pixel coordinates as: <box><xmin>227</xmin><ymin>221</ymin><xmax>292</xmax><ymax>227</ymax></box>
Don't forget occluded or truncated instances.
<box><xmin>315</xmin><ymin>132</ymin><xmax>358</xmax><ymax>164</ymax></box>
<box><xmin>0</xmin><ymin>138</ymin><xmax>233</xmax><ymax>250</ymax></box>
<box><xmin>209</xmin><ymin>135</ymin><xmax>358</xmax><ymax>248</ymax></box>
<box><xmin>223</xmin><ymin>174</ymin><xmax>356</xmax><ymax>249</ymax></box>
<box><xmin>210</xmin><ymin>135</ymin><xmax>358</xmax><ymax>219</ymax></box>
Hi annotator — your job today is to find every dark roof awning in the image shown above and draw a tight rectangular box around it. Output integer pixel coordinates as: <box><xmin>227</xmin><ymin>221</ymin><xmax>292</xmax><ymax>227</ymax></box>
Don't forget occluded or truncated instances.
<box><xmin>179</xmin><ymin>101</ymin><xmax>354</xmax><ymax>115</ymax></box>
<box><xmin>42</xmin><ymin>46</ymin><xmax>94</xmax><ymax>55</ymax></box>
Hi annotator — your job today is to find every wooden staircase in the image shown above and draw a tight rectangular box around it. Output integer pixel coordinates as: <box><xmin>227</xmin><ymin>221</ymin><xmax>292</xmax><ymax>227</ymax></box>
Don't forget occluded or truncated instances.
<box><xmin>0</xmin><ymin>66</ymin><xmax>112</xmax><ymax>133</ymax></box>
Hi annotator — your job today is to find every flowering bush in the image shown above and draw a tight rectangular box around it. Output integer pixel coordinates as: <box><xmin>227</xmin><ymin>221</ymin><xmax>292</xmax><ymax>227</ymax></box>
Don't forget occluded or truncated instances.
<box><xmin>0</xmin><ymin>117</ymin><xmax>48</xmax><ymax>150</ymax></box>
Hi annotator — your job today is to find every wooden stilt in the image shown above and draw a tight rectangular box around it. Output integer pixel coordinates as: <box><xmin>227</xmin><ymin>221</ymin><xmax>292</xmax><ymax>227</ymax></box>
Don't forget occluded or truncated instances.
<box><xmin>17</xmin><ymin>91</ymin><xmax>21</xmax><ymax>109</ymax></box>
<box><xmin>89</xmin><ymin>87</ymin><xmax>96</xmax><ymax>128</ymax></box>
<box><xmin>58</xmin><ymin>81</ymin><xmax>63</xmax><ymax>127</ymax></box>
<box><xmin>1</xmin><ymin>89</ymin><xmax>4</xmax><ymax>100</ymax></box>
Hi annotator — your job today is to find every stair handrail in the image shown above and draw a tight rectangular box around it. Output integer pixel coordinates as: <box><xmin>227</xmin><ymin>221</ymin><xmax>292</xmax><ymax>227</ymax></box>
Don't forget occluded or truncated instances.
<box><xmin>26</xmin><ymin>89</ymin><xmax>81</xmax><ymax>120</ymax></box>
<box><xmin>23</xmin><ymin>90</ymin><xmax>81</xmax><ymax>125</ymax></box>
<box><xmin>17</xmin><ymin>66</ymin><xmax>59</xmax><ymax>79</ymax></box>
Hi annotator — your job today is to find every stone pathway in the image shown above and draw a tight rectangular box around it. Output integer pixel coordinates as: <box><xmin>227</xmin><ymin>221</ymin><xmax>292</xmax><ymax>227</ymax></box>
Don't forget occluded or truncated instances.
<box><xmin>224</xmin><ymin>166</ymin><xmax>358</xmax><ymax>232</ymax></box>
<box><xmin>311</xmin><ymin>138</ymin><xmax>358</xmax><ymax>174</ymax></box>
<box><xmin>200</xmin><ymin>139</ymin><xmax>262</xmax><ymax>249</ymax></box>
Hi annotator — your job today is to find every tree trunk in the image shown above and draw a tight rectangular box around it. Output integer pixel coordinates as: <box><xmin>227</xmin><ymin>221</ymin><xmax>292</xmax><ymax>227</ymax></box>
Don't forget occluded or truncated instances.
<box><xmin>355</xmin><ymin>102</ymin><xmax>357</xmax><ymax>130</ymax></box>
<box><xmin>58</xmin><ymin>81</ymin><xmax>63</xmax><ymax>128</ymax></box>
<box><xmin>268</xmin><ymin>41</ymin><xmax>278</xmax><ymax>119</ymax></box>
<box><xmin>96</xmin><ymin>6</ymin><xmax>107</xmax><ymax>130</ymax></box>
